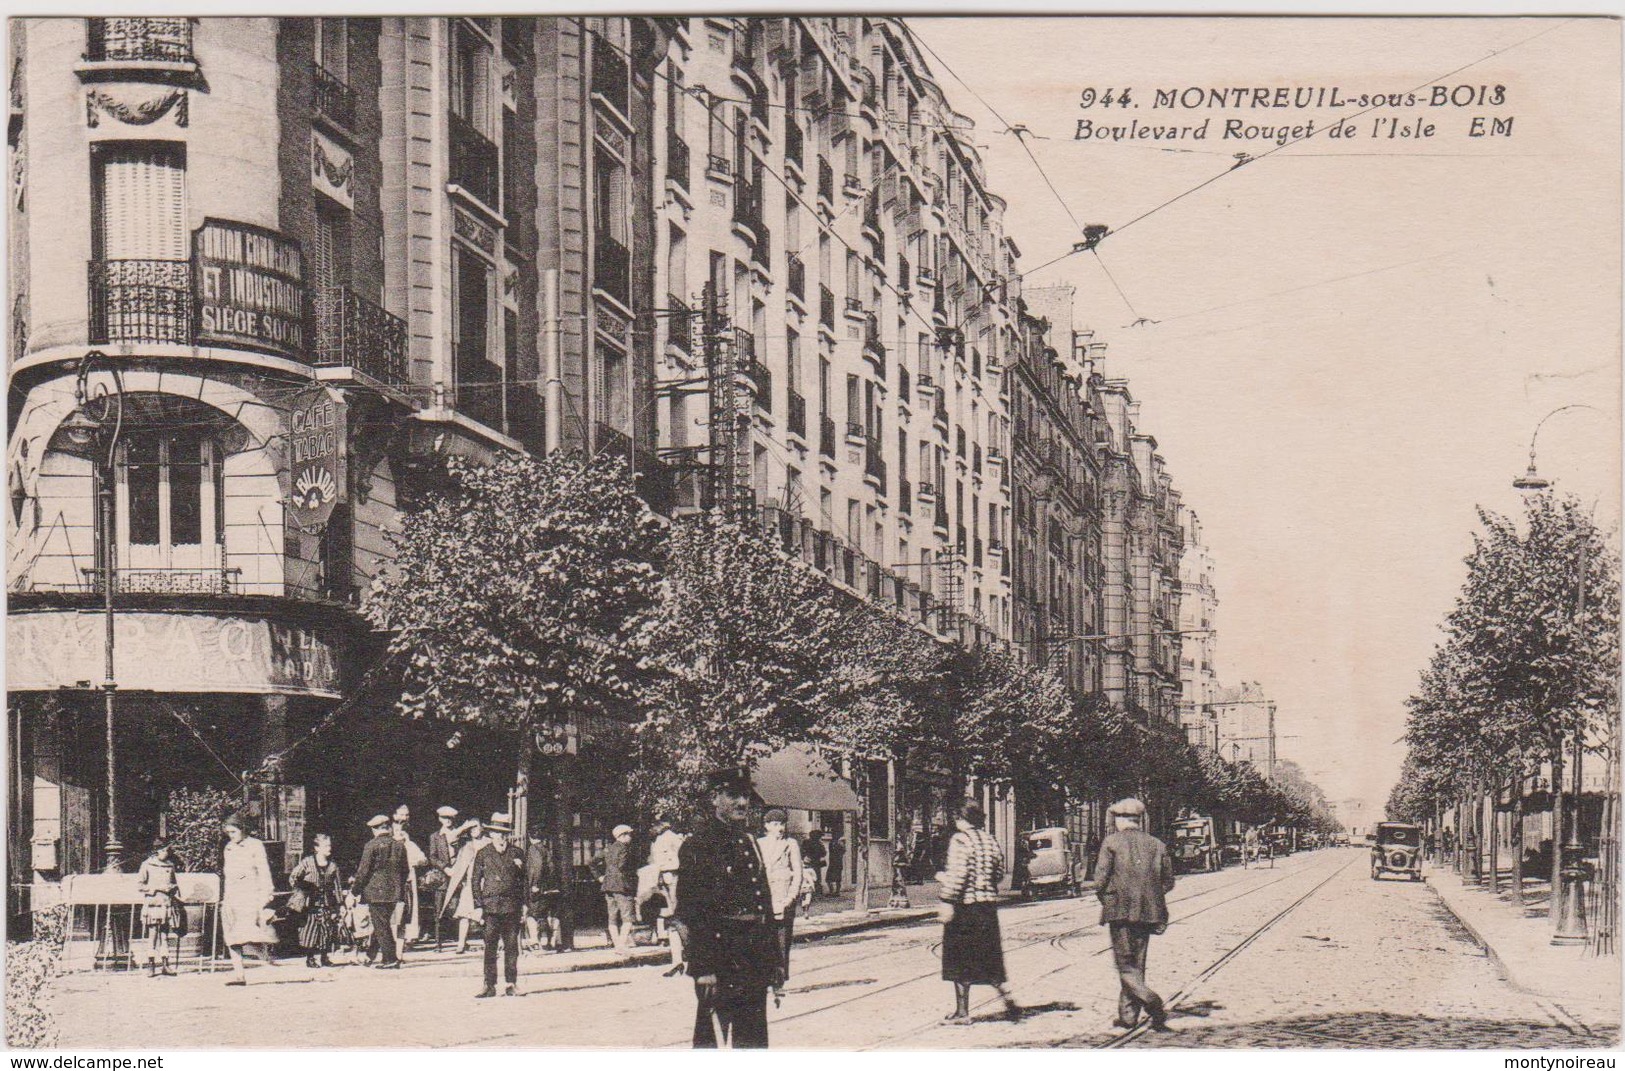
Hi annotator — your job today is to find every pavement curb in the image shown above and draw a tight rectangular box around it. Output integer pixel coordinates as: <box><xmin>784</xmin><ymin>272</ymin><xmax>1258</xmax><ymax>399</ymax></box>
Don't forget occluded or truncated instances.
<box><xmin>1424</xmin><ymin>873</ymin><xmax>1517</xmax><ymax>987</ymax></box>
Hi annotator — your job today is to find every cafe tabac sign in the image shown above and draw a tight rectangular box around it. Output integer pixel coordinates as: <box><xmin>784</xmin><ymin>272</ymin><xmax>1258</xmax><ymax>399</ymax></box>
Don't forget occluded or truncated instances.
<box><xmin>287</xmin><ymin>385</ymin><xmax>346</xmax><ymax>530</ymax></box>
<box><xmin>193</xmin><ymin>218</ymin><xmax>306</xmax><ymax>359</ymax></box>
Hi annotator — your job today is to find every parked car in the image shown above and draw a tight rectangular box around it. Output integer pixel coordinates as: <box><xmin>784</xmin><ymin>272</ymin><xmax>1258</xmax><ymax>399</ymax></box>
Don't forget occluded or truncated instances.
<box><xmin>1371</xmin><ymin>822</ymin><xmax>1423</xmax><ymax>881</ymax></box>
<box><xmin>1020</xmin><ymin>827</ymin><xmax>1084</xmax><ymax>898</ymax></box>
<box><xmin>1265</xmin><ymin>826</ymin><xmax>1295</xmax><ymax>857</ymax></box>
<box><xmin>1171</xmin><ymin>815</ymin><xmax>1223</xmax><ymax>873</ymax></box>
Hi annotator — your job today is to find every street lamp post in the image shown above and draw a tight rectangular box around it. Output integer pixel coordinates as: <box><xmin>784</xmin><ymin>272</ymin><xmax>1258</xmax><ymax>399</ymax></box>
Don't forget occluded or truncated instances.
<box><xmin>1513</xmin><ymin>403</ymin><xmax>1600</xmax><ymax>943</ymax></box>
<box><xmin>62</xmin><ymin>352</ymin><xmax>126</xmax><ymax>872</ymax></box>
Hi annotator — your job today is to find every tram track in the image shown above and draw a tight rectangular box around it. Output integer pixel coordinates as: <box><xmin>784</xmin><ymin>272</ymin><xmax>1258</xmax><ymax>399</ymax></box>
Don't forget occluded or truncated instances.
<box><xmin>1100</xmin><ymin>853</ymin><xmax>1359</xmax><ymax>1049</ymax></box>
<box><xmin>856</xmin><ymin>855</ymin><xmax>1334</xmax><ymax>1048</ymax></box>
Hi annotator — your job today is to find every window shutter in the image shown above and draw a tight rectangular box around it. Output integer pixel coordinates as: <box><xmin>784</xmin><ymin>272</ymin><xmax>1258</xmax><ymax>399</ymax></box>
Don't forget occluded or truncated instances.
<box><xmin>98</xmin><ymin>144</ymin><xmax>185</xmax><ymax>262</ymax></box>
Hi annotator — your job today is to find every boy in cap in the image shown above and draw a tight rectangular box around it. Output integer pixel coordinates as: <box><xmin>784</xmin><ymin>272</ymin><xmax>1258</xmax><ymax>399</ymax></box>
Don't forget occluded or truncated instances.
<box><xmin>472</xmin><ymin>813</ymin><xmax>526</xmax><ymax>997</ymax></box>
<box><xmin>1093</xmin><ymin>797</ymin><xmax>1175</xmax><ymax>1031</ymax></box>
<box><xmin>676</xmin><ymin>767</ymin><xmax>778</xmax><ymax>1048</ymax></box>
<box><xmin>591</xmin><ymin>823</ymin><xmax>638</xmax><ymax>952</ymax></box>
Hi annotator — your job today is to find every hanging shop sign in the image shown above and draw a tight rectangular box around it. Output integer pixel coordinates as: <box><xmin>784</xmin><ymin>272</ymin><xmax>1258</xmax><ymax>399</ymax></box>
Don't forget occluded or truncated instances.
<box><xmin>287</xmin><ymin>385</ymin><xmax>347</xmax><ymax>529</ymax></box>
<box><xmin>310</xmin><ymin>129</ymin><xmax>354</xmax><ymax>209</ymax></box>
<box><xmin>193</xmin><ymin>219</ymin><xmax>307</xmax><ymax>358</ymax></box>
<box><xmin>8</xmin><ymin>610</ymin><xmax>341</xmax><ymax>698</ymax></box>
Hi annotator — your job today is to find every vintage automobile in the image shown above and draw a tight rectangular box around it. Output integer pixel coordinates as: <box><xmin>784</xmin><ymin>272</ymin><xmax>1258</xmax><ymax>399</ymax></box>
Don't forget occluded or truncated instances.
<box><xmin>1371</xmin><ymin>822</ymin><xmax>1424</xmax><ymax>881</ymax></box>
<box><xmin>1265</xmin><ymin>826</ymin><xmax>1295</xmax><ymax>857</ymax></box>
<box><xmin>1171</xmin><ymin>815</ymin><xmax>1223</xmax><ymax>873</ymax></box>
<box><xmin>1020</xmin><ymin>827</ymin><xmax>1084</xmax><ymax>898</ymax></box>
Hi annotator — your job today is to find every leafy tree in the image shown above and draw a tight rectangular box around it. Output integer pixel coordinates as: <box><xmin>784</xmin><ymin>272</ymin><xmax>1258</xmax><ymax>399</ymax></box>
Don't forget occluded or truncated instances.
<box><xmin>365</xmin><ymin>451</ymin><xmax>664</xmax><ymax>761</ymax></box>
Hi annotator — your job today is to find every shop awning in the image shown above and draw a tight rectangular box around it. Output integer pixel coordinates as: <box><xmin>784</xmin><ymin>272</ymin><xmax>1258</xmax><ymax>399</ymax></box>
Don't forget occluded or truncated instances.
<box><xmin>752</xmin><ymin>744</ymin><xmax>861</xmax><ymax>812</ymax></box>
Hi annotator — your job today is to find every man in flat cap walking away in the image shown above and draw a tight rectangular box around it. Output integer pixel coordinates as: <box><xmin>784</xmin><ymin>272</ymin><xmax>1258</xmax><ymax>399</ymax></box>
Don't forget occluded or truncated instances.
<box><xmin>1094</xmin><ymin>798</ymin><xmax>1175</xmax><ymax>1032</ymax></box>
<box><xmin>353</xmin><ymin>814</ymin><xmax>409</xmax><ymax>969</ymax></box>
<box><xmin>676</xmin><ymin>768</ymin><xmax>780</xmax><ymax>1048</ymax></box>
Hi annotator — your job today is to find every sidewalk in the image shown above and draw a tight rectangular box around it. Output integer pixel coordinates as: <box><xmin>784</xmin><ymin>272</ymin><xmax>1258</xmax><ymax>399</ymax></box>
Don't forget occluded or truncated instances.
<box><xmin>1426</xmin><ymin>865</ymin><xmax>1620</xmax><ymax>1010</ymax></box>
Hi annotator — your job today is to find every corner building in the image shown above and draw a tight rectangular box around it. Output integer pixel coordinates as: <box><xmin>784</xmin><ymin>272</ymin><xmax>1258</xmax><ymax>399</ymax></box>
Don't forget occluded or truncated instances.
<box><xmin>6</xmin><ymin>15</ymin><xmax>671</xmax><ymax>907</ymax></box>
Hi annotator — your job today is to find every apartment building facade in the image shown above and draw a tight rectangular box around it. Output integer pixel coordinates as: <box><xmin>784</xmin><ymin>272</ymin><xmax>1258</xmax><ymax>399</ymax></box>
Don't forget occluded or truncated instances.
<box><xmin>1178</xmin><ymin>506</ymin><xmax>1220</xmax><ymax>750</ymax></box>
<box><xmin>4</xmin><ymin>15</ymin><xmax>669</xmax><ymax>903</ymax></box>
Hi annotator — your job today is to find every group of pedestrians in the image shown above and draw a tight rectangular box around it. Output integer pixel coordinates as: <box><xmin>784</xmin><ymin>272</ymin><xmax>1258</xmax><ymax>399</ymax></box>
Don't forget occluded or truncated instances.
<box><xmin>144</xmin><ymin>781</ymin><xmax>1179</xmax><ymax>1041</ymax></box>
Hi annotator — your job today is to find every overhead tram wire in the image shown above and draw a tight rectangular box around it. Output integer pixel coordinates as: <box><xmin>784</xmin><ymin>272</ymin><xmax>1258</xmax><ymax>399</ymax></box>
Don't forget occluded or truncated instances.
<box><xmin>1011</xmin><ymin>17</ymin><xmax>1580</xmax><ymax>283</ymax></box>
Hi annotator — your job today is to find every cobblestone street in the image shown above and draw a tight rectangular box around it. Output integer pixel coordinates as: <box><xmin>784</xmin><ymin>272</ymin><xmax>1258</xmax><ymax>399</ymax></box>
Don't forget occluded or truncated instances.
<box><xmin>51</xmin><ymin>848</ymin><xmax>1617</xmax><ymax>1049</ymax></box>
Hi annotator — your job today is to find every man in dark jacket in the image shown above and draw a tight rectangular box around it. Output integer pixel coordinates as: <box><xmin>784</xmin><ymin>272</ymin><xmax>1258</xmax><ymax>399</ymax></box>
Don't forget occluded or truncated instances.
<box><xmin>590</xmin><ymin>823</ymin><xmax>638</xmax><ymax>951</ymax></box>
<box><xmin>472</xmin><ymin>812</ymin><xmax>526</xmax><ymax>998</ymax></box>
<box><xmin>352</xmin><ymin>814</ymin><xmax>409</xmax><ymax>969</ymax></box>
<box><xmin>1094</xmin><ymin>797</ymin><xmax>1175</xmax><ymax>1031</ymax></box>
<box><xmin>676</xmin><ymin>768</ymin><xmax>778</xmax><ymax>1048</ymax></box>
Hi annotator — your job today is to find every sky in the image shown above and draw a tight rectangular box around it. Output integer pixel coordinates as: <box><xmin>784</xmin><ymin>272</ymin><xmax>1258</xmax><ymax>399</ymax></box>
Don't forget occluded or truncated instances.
<box><xmin>916</xmin><ymin>16</ymin><xmax>1622</xmax><ymax>820</ymax></box>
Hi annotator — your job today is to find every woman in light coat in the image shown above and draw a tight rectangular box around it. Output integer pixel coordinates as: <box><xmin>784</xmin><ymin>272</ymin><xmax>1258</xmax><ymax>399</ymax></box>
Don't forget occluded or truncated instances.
<box><xmin>938</xmin><ymin>799</ymin><xmax>1019</xmax><ymax>1023</ymax></box>
<box><xmin>441</xmin><ymin>817</ymin><xmax>488</xmax><ymax>953</ymax></box>
<box><xmin>220</xmin><ymin>813</ymin><xmax>278</xmax><ymax>986</ymax></box>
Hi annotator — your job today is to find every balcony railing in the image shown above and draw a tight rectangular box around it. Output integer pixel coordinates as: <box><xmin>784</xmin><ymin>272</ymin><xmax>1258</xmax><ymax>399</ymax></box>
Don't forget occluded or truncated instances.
<box><xmin>591</xmin><ymin>34</ymin><xmax>630</xmax><ymax>116</ymax></box>
<box><xmin>862</xmin><ymin>311</ymin><xmax>885</xmax><ymax>368</ymax></box>
<box><xmin>817</xmin><ymin>157</ymin><xmax>834</xmax><ymax>204</ymax></box>
<box><xmin>819</xmin><ymin>285</ymin><xmax>835</xmax><ymax>329</ymax></box>
<box><xmin>82</xmin><ymin>566</ymin><xmax>241</xmax><ymax>596</ymax></box>
<box><xmin>595</xmin><ymin>234</ymin><xmax>630</xmax><ymax>305</ymax></box>
<box><xmin>667</xmin><ymin>293</ymin><xmax>693</xmax><ymax>356</ymax></box>
<box><xmin>666</xmin><ymin>129</ymin><xmax>691</xmax><ymax>192</ymax></box>
<box><xmin>89</xmin><ymin>259</ymin><xmax>194</xmax><ymax>345</ymax></box>
<box><xmin>85</xmin><ymin>17</ymin><xmax>193</xmax><ymax>64</ymax></box>
<box><xmin>843</xmin><ymin>172</ymin><xmax>863</xmax><ymax>197</ymax></box>
<box><xmin>313</xmin><ymin>287</ymin><xmax>408</xmax><ymax>386</ymax></box>
<box><xmin>736</xmin><ymin>329</ymin><xmax>770</xmax><ymax>404</ymax></box>
<box><xmin>707</xmin><ymin>153</ymin><xmax>732</xmax><ymax>178</ymax></box>
<box><xmin>845</xmin><ymin>295</ymin><xmax>864</xmax><ymax>315</ymax></box>
<box><xmin>819</xmin><ymin>414</ymin><xmax>836</xmax><ymax>457</ymax></box>
<box><xmin>864</xmin><ymin>435</ymin><xmax>886</xmax><ymax>491</ymax></box>
<box><xmin>786</xmin><ymin>254</ymin><xmax>805</xmax><ymax>301</ymax></box>
<box><xmin>448</xmin><ymin>109</ymin><xmax>499</xmax><ymax>209</ymax></box>
<box><xmin>787</xmin><ymin>388</ymin><xmax>807</xmax><ymax>438</ymax></box>
<box><xmin>314</xmin><ymin>65</ymin><xmax>355</xmax><ymax>130</ymax></box>
<box><xmin>846</xmin><ymin>421</ymin><xmax>866</xmax><ymax>443</ymax></box>
<box><xmin>784</xmin><ymin>118</ymin><xmax>804</xmax><ymax>170</ymax></box>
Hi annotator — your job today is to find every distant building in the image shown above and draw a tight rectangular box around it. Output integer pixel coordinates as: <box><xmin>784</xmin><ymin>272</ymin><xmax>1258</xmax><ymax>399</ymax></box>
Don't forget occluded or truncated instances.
<box><xmin>1178</xmin><ymin>508</ymin><xmax>1220</xmax><ymax>749</ymax></box>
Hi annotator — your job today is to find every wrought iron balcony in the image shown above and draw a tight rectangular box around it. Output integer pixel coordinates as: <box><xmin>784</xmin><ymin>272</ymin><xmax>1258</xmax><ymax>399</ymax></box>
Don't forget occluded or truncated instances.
<box><xmin>666</xmin><ymin>129</ymin><xmax>691</xmax><ymax>192</ymax></box>
<box><xmin>864</xmin><ymin>435</ymin><xmax>886</xmax><ymax>492</ymax></box>
<box><xmin>934</xmin><ymin>496</ymin><xmax>950</xmax><ymax>532</ymax></box>
<box><xmin>313</xmin><ymin>286</ymin><xmax>408</xmax><ymax>386</ymax></box>
<box><xmin>595</xmin><ymin>234</ymin><xmax>630</xmax><ymax>305</ymax></box>
<box><xmin>786</xmin><ymin>254</ymin><xmax>806</xmax><ymax>301</ymax></box>
<box><xmin>845</xmin><ymin>295</ymin><xmax>864</xmax><ymax>315</ymax></box>
<box><xmin>862</xmin><ymin>311</ymin><xmax>886</xmax><ymax>368</ymax></box>
<box><xmin>82</xmin><ymin>566</ymin><xmax>241</xmax><ymax>596</ymax></box>
<box><xmin>591</xmin><ymin>34</ymin><xmax>629</xmax><ymax>116</ymax></box>
<box><xmin>448</xmin><ymin>109</ymin><xmax>499</xmax><ymax>209</ymax></box>
<box><xmin>819</xmin><ymin>285</ymin><xmax>835</xmax><ymax>329</ymax></box>
<box><xmin>88</xmin><ymin>259</ymin><xmax>194</xmax><ymax>345</ymax></box>
<box><xmin>846</xmin><ymin>421</ymin><xmax>866</xmax><ymax>443</ymax></box>
<box><xmin>85</xmin><ymin>17</ymin><xmax>193</xmax><ymax>64</ymax></box>
<box><xmin>314</xmin><ymin>65</ymin><xmax>355</xmax><ymax>130</ymax></box>
<box><xmin>784</xmin><ymin>118</ymin><xmax>804</xmax><ymax>170</ymax></box>
<box><xmin>787</xmin><ymin>387</ymin><xmax>807</xmax><ymax>438</ymax></box>
<box><xmin>666</xmin><ymin>293</ymin><xmax>693</xmax><ymax>356</ymax></box>
<box><xmin>843</xmin><ymin>172</ymin><xmax>863</xmax><ymax>197</ymax></box>
<box><xmin>707</xmin><ymin>153</ymin><xmax>732</xmax><ymax>178</ymax></box>
<box><xmin>819</xmin><ymin>414</ymin><xmax>836</xmax><ymax>458</ymax></box>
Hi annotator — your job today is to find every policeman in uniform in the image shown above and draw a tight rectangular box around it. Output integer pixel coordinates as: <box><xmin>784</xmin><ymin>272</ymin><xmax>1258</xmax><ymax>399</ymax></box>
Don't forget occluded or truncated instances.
<box><xmin>676</xmin><ymin>767</ymin><xmax>780</xmax><ymax>1048</ymax></box>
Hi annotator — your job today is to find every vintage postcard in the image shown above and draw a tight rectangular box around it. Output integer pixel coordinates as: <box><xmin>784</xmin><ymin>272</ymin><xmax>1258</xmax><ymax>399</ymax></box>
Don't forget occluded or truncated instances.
<box><xmin>4</xmin><ymin>12</ymin><xmax>1620</xmax><ymax>1054</ymax></box>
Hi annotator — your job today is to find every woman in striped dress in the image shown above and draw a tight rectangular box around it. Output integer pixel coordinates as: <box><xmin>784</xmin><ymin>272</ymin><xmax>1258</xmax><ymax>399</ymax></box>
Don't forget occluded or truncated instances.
<box><xmin>938</xmin><ymin>799</ymin><xmax>1021</xmax><ymax>1023</ymax></box>
<box><xmin>288</xmin><ymin>833</ymin><xmax>345</xmax><ymax>967</ymax></box>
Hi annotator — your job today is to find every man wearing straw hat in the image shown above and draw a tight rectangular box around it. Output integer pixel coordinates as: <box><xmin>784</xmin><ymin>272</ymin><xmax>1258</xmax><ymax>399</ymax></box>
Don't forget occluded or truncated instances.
<box><xmin>1094</xmin><ymin>797</ymin><xmax>1175</xmax><ymax>1032</ymax></box>
<box><xmin>472</xmin><ymin>811</ymin><xmax>526</xmax><ymax>998</ymax></box>
<box><xmin>676</xmin><ymin>767</ymin><xmax>779</xmax><ymax>1048</ymax></box>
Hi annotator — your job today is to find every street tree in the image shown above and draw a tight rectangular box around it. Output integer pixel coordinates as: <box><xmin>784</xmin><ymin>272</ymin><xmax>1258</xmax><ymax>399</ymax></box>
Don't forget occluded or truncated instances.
<box><xmin>364</xmin><ymin>451</ymin><xmax>664</xmax><ymax>770</ymax></box>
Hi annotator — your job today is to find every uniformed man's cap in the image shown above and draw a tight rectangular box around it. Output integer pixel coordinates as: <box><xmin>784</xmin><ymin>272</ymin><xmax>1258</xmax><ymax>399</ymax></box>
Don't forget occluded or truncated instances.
<box><xmin>487</xmin><ymin>812</ymin><xmax>514</xmax><ymax>833</ymax></box>
<box><xmin>705</xmin><ymin>766</ymin><xmax>755</xmax><ymax>796</ymax></box>
<box><xmin>1108</xmin><ymin>797</ymin><xmax>1146</xmax><ymax>818</ymax></box>
<box><xmin>436</xmin><ymin>805</ymin><xmax>458</xmax><ymax>819</ymax></box>
<box><xmin>366</xmin><ymin>814</ymin><xmax>392</xmax><ymax>829</ymax></box>
<box><xmin>612</xmin><ymin>824</ymin><xmax>634</xmax><ymax>839</ymax></box>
